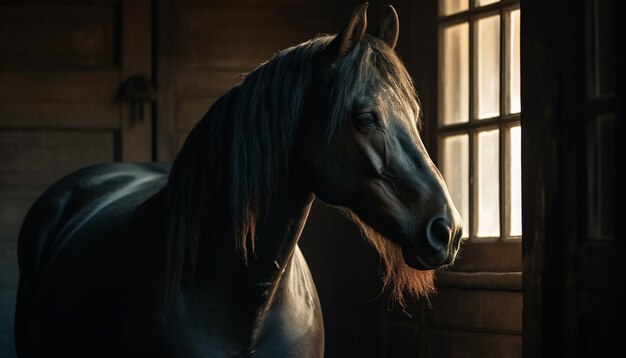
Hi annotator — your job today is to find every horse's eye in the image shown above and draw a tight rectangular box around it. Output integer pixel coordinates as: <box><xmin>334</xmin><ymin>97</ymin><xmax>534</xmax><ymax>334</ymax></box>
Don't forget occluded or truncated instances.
<box><xmin>354</xmin><ymin>113</ymin><xmax>377</xmax><ymax>128</ymax></box>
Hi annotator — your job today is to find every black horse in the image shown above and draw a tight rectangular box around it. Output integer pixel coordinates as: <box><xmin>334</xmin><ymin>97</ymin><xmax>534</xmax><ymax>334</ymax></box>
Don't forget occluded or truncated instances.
<box><xmin>15</xmin><ymin>4</ymin><xmax>462</xmax><ymax>357</ymax></box>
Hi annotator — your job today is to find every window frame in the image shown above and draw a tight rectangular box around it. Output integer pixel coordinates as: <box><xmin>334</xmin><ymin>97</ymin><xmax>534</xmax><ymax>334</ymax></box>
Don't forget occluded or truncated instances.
<box><xmin>435</xmin><ymin>0</ymin><xmax>522</xmax><ymax>272</ymax></box>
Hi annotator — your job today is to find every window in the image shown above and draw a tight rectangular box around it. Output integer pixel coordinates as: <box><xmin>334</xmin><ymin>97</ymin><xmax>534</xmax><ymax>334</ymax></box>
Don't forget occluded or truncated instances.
<box><xmin>438</xmin><ymin>0</ymin><xmax>521</xmax><ymax>249</ymax></box>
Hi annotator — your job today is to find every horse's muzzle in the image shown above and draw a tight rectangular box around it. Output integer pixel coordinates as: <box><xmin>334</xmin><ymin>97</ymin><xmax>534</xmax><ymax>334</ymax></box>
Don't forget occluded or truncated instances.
<box><xmin>403</xmin><ymin>217</ymin><xmax>462</xmax><ymax>270</ymax></box>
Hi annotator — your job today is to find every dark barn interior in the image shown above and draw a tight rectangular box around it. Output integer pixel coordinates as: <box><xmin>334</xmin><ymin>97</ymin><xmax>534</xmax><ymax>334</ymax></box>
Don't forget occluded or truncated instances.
<box><xmin>0</xmin><ymin>0</ymin><xmax>623</xmax><ymax>357</ymax></box>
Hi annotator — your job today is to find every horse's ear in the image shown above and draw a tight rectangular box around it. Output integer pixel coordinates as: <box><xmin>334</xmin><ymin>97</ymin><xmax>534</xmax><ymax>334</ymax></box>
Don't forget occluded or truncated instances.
<box><xmin>326</xmin><ymin>3</ymin><xmax>368</xmax><ymax>61</ymax></box>
<box><xmin>373</xmin><ymin>5</ymin><xmax>399</xmax><ymax>50</ymax></box>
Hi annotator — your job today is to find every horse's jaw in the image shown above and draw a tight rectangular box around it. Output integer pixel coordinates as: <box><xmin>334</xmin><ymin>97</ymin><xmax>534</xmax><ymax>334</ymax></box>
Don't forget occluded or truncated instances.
<box><xmin>401</xmin><ymin>245</ymin><xmax>444</xmax><ymax>270</ymax></box>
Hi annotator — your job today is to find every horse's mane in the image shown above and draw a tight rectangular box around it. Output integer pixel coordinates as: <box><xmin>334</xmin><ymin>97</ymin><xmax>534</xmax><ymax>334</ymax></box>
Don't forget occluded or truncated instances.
<box><xmin>163</xmin><ymin>34</ymin><xmax>428</xmax><ymax>305</ymax></box>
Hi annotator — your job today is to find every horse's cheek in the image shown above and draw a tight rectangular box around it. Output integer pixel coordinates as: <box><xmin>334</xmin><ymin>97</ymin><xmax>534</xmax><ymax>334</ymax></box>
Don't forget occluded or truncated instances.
<box><xmin>309</xmin><ymin>161</ymin><xmax>349</xmax><ymax>205</ymax></box>
<box><xmin>307</xmin><ymin>149</ymin><xmax>354</xmax><ymax>206</ymax></box>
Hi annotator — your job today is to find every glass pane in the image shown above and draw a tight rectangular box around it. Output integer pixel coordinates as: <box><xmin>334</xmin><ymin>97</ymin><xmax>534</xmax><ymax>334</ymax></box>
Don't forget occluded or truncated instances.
<box><xmin>507</xmin><ymin>10</ymin><xmax>521</xmax><ymax>114</ymax></box>
<box><xmin>441</xmin><ymin>23</ymin><xmax>469</xmax><ymax>125</ymax></box>
<box><xmin>442</xmin><ymin>135</ymin><xmax>469</xmax><ymax>238</ymax></box>
<box><xmin>476</xmin><ymin>129</ymin><xmax>500</xmax><ymax>237</ymax></box>
<box><xmin>476</xmin><ymin>0</ymin><xmax>499</xmax><ymax>6</ymax></box>
<box><xmin>441</xmin><ymin>0</ymin><xmax>469</xmax><ymax>16</ymax></box>
<box><xmin>475</xmin><ymin>15</ymin><xmax>501</xmax><ymax>119</ymax></box>
<box><xmin>509</xmin><ymin>126</ymin><xmax>522</xmax><ymax>236</ymax></box>
<box><xmin>587</xmin><ymin>114</ymin><xmax>615</xmax><ymax>239</ymax></box>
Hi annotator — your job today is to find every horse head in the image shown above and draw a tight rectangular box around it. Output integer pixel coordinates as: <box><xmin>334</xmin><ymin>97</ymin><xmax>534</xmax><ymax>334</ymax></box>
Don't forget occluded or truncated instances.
<box><xmin>300</xmin><ymin>4</ymin><xmax>463</xmax><ymax>303</ymax></box>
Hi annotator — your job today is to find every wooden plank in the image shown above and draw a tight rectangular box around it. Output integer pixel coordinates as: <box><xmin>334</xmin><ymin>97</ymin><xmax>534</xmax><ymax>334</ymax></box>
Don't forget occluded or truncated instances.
<box><xmin>176</xmin><ymin>4</ymin><xmax>333</xmax><ymax>71</ymax></box>
<box><xmin>179</xmin><ymin>0</ymin><xmax>335</xmax><ymax>6</ymax></box>
<box><xmin>0</xmin><ymin>100</ymin><xmax>119</xmax><ymax>129</ymax></box>
<box><xmin>0</xmin><ymin>129</ymin><xmax>116</xmax><ymax>190</ymax></box>
<box><xmin>452</xmin><ymin>241</ymin><xmax>521</xmax><ymax>272</ymax></box>
<box><xmin>0</xmin><ymin>70</ymin><xmax>120</xmax><ymax>100</ymax></box>
<box><xmin>0</xmin><ymin>194</ymin><xmax>37</xmax><ymax>351</ymax></box>
<box><xmin>155</xmin><ymin>0</ymin><xmax>177</xmax><ymax>161</ymax></box>
<box><xmin>426</xmin><ymin>329</ymin><xmax>521</xmax><ymax>358</ymax></box>
<box><xmin>177</xmin><ymin>23</ymin><xmax>323</xmax><ymax>71</ymax></box>
<box><xmin>436</xmin><ymin>271</ymin><xmax>522</xmax><ymax>291</ymax></box>
<box><xmin>0</xmin><ymin>3</ymin><xmax>117</xmax><ymax>69</ymax></box>
<box><xmin>175</xmin><ymin>97</ymin><xmax>215</xmax><ymax>131</ymax></box>
<box><xmin>0</xmin><ymin>274</ymin><xmax>17</xmax><ymax>358</ymax></box>
<box><xmin>428</xmin><ymin>288</ymin><xmax>522</xmax><ymax>333</ymax></box>
<box><xmin>176</xmin><ymin>70</ymin><xmax>245</xmax><ymax>97</ymax></box>
<box><xmin>177</xmin><ymin>2</ymin><xmax>334</xmax><ymax>27</ymax></box>
<box><xmin>120</xmin><ymin>0</ymin><xmax>152</xmax><ymax>162</ymax></box>
<box><xmin>0</xmin><ymin>192</ymin><xmax>34</xmax><ymax>346</ymax></box>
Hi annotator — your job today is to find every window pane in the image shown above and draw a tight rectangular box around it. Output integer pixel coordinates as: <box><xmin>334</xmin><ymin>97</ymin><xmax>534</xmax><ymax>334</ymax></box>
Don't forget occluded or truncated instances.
<box><xmin>441</xmin><ymin>23</ymin><xmax>469</xmax><ymax>125</ymax></box>
<box><xmin>507</xmin><ymin>9</ymin><xmax>521</xmax><ymax>114</ymax></box>
<box><xmin>441</xmin><ymin>0</ymin><xmax>468</xmax><ymax>16</ymax></box>
<box><xmin>476</xmin><ymin>129</ymin><xmax>500</xmax><ymax>237</ymax></box>
<box><xmin>475</xmin><ymin>15</ymin><xmax>500</xmax><ymax>119</ymax></box>
<box><xmin>509</xmin><ymin>126</ymin><xmax>522</xmax><ymax>236</ymax></box>
<box><xmin>476</xmin><ymin>0</ymin><xmax>499</xmax><ymax>6</ymax></box>
<box><xmin>587</xmin><ymin>114</ymin><xmax>615</xmax><ymax>239</ymax></box>
<box><xmin>442</xmin><ymin>134</ymin><xmax>469</xmax><ymax>238</ymax></box>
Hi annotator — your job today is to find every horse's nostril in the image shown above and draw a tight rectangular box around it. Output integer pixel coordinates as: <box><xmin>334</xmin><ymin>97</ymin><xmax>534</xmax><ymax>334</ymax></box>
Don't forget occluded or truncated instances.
<box><xmin>427</xmin><ymin>218</ymin><xmax>451</xmax><ymax>247</ymax></box>
<box><xmin>420</xmin><ymin>218</ymin><xmax>452</xmax><ymax>266</ymax></box>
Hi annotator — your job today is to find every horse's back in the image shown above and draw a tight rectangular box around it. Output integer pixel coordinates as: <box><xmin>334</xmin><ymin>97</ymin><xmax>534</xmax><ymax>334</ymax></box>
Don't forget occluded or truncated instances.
<box><xmin>17</xmin><ymin>162</ymin><xmax>169</xmax><ymax>274</ymax></box>
<box><xmin>15</xmin><ymin>162</ymin><xmax>170</xmax><ymax>356</ymax></box>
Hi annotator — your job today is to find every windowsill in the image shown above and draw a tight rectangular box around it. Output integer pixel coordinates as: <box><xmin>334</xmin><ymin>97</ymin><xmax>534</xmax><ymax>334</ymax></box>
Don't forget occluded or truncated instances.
<box><xmin>436</xmin><ymin>271</ymin><xmax>522</xmax><ymax>291</ymax></box>
<box><xmin>451</xmin><ymin>240</ymin><xmax>522</xmax><ymax>272</ymax></box>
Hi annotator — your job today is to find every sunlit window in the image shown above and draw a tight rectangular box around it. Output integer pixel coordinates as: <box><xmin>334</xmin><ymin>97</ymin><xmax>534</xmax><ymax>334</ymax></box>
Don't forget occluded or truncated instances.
<box><xmin>438</xmin><ymin>0</ymin><xmax>521</xmax><ymax>240</ymax></box>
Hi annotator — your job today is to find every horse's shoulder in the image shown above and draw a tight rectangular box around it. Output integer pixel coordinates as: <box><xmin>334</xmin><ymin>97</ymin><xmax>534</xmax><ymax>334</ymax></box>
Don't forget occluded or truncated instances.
<box><xmin>254</xmin><ymin>246</ymin><xmax>324</xmax><ymax>357</ymax></box>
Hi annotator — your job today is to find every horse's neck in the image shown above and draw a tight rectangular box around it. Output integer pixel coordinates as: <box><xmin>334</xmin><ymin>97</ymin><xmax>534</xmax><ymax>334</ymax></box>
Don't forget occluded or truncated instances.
<box><xmin>166</xmin><ymin>81</ymin><xmax>315</xmax><ymax>348</ymax></box>
<box><xmin>245</xmin><ymin>189</ymin><xmax>314</xmax><ymax>345</ymax></box>
<box><xmin>193</xmin><ymin>181</ymin><xmax>315</xmax><ymax>349</ymax></box>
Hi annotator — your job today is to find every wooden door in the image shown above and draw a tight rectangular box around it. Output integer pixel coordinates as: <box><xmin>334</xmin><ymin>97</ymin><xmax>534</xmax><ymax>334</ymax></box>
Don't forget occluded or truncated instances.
<box><xmin>523</xmin><ymin>0</ymin><xmax>624</xmax><ymax>356</ymax></box>
<box><xmin>0</xmin><ymin>1</ymin><xmax>153</xmax><ymax>356</ymax></box>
